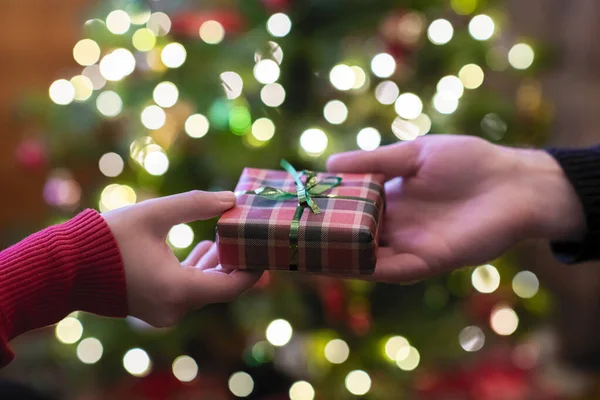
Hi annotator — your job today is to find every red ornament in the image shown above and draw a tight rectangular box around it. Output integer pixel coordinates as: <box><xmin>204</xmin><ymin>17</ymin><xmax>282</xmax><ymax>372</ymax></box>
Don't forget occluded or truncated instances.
<box><xmin>170</xmin><ymin>11</ymin><xmax>246</xmax><ymax>38</ymax></box>
<box><xmin>15</xmin><ymin>138</ymin><xmax>47</xmax><ymax>170</ymax></box>
<box><xmin>317</xmin><ymin>279</ymin><xmax>346</xmax><ymax>324</ymax></box>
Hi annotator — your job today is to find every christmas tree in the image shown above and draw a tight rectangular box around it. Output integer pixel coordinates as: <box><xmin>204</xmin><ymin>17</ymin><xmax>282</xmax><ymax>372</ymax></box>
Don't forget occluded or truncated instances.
<box><xmin>5</xmin><ymin>0</ymin><xmax>560</xmax><ymax>398</ymax></box>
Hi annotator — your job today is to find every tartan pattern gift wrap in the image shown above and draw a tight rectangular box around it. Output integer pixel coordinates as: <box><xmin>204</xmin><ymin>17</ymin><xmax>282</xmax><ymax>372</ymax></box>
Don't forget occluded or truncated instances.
<box><xmin>216</xmin><ymin>161</ymin><xmax>385</xmax><ymax>275</ymax></box>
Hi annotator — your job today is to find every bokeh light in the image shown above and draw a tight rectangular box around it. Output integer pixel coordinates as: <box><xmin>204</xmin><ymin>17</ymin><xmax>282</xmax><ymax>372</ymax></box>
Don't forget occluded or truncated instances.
<box><xmin>143</xmin><ymin>151</ymin><xmax>169</xmax><ymax>176</ymax></box>
<box><xmin>345</xmin><ymin>370</ymin><xmax>371</xmax><ymax>395</ymax></box>
<box><xmin>437</xmin><ymin>76</ymin><xmax>464</xmax><ymax>99</ymax></box>
<box><xmin>49</xmin><ymin>79</ymin><xmax>75</xmax><ymax>105</ymax></box>
<box><xmin>289</xmin><ymin>381</ymin><xmax>315</xmax><ymax>400</ymax></box>
<box><xmin>99</xmin><ymin>152</ymin><xmax>124</xmax><ymax>177</ymax></box>
<box><xmin>395</xmin><ymin>93</ymin><xmax>423</xmax><ymax>120</ymax></box>
<box><xmin>161</xmin><ymin>43</ymin><xmax>187</xmax><ymax>68</ymax></box>
<box><xmin>172</xmin><ymin>355</ymin><xmax>198</xmax><ymax>382</ymax></box>
<box><xmin>127</xmin><ymin>4</ymin><xmax>151</xmax><ymax>25</ymax></box>
<box><xmin>141</xmin><ymin>105</ymin><xmax>166</xmax><ymax>130</ymax></box>
<box><xmin>385</xmin><ymin>336</ymin><xmax>410</xmax><ymax>360</ymax></box>
<box><xmin>70</xmin><ymin>75</ymin><xmax>94</xmax><ymax>102</ymax></box>
<box><xmin>471</xmin><ymin>264</ymin><xmax>501</xmax><ymax>293</ymax></box>
<box><xmin>229</xmin><ymin>372</ymin><xmax>254</xmax><ymax>397</ymax></box>
<box><xmin>123</xmin><ymin>348</ymin><xmax>151</xmax><ymax>377</ymax></box>
<box><xmin>200</xmin><ymin>20</ymin><xmax>225</xmax><ymax>44</ymax></box>
<box><xmin>168</xmin><ymin>224</ymin><xmax>194</xmax><ymax>249</ymax></box>
<box><xmin>267</xmin><ymin>13</ymin><xmax>292</xmax><ymax>37</ymax></box>
<box><xmin>220</xmin><ymin>71</ymin><xmax>244</xmax><ymax>99</ymax></box>
<box><xmin>459</xmin><ymin>64</ymin><xmax>485</xmax><ymax>89</ymax></box>
<box><xmin>433</xmin><ymin>93</ymin><xmax>459</xmax><ymax>114</ymax></box>
<box><xmin>324</xmin><ymin>339</ymin><xmax>350</xmax><ymax>364</ymax></box>
<box><xmin>428</xmin><ymin>19</ymin><xmax>453</xmax><ymax>45</ymax></box>
<box><xmin>73</xmin><ymin>39</ymin><xmax>101</xmax><ymax>66</ymax></box>
<box><xmin>396</xmin><ymin>346</ymin><xmax>420</xmax><ymax>371</ymax></box>
<box><xmin>300</xmin><ymin>128</ymin><xmax>328</xmax><ymax>156</ymax></box>
<box><xmin>351</xmin><ymin>66</ymin><xmax>367</xmax><ymax>89</ymax></box>
<box><xmin>459</xmin><ymin>326</ymin><xmax>485</xmax><ymax>352</ymax></box>
<box><xmin>83</xmin><ymin>65</ymin><xmax>106</xmax><ymax>90</ymax></box>
<box><xmin>254</xmin><ymin>59</ymin><xmax>280</xmax><ymax>84</ymax></box>
<box><xmin>266</xmin><ymin>319</ymin><xmax>292</xmax><ymax>346</ymax></box>
<box><xmin>99</xmin><ymin>49</ymin><xmax>135</xmax><ymax>81</ymax></box>
<box><xmin>251</xmin><ymin>118</ymin><xmax>276</xmax><ymax>141</ymax></box>
<box><xmin>153</xmin><ymin>82</ymin><xmax>179</xmax><ymax>108</ymax></box>
<box><xmin>106</xmin><ymin>10</ymin><xmax>131</xmax><ymax>35</ymax></box>
<box><xmin>392</xmin><ymin>117</ymin><xmax>420</xmax><ymax>141</ymax></box>
<box><xmin>371</xmin><ymin>53</ymin><xmax>396</xmax><ymax>78</ymax></box>
<box><xmin>329</xmin><ymin>64</ymin><xmax>356</xmax><ymax>91</ymax></box>
<box><xmin>132</xmin><ymin>28</ymin><xmax>157</xmax><ymax>52</ymax></box>
<box><xmin>261</xmin><ymin>83</ymin><xmax>286</xmax><ymax>107</ymax></box>
<box><xmin>323</xmin><ymin>100</ymin><xmax>348</xmax><ymax>125</ymax></box>
<box><xmin>469</xmin><ymin>14</ymin><xmax>495</xmax><ymax>40</ymax></box>
<box><xmin>55</xmin><ymin>317</ymin><xmax>83</xmax><ymax>344</ymax></box>
<box><xmin>375</xmin><ymin>81</ymin><xmax>400</xmax><ymax>105</ymax></box>
<box><xmin>77</xmin><ymin>337</ymin><xmax>103</xmax><ymax>364</ymax></box>
<box><xmin>508</xmin><ymin>43</ymin><xmax>535</xmax><ymax>70</ymax></box>
<box><xmin>357</xmin><ymin>127</ymin><xmax>381</xmax><ymax>151</ymax></box>
<box><xmin>451</xmin><ymin>0</ymin><xmax>477</xmax><ymax>15</ymax></box>
<box><xmin>147</xmin><ymin>12</ymin><xmax>171</xmax><ymax>36</ymax></box>
<box><xmin>512</xmin><ymin>271</ymin><xmax>539</xmax><ymax>299</ymax></box>
<box><xmin>490</xmin><ymin>305</ymin><xmax>519</xmax><ymax>336</ymax></box>
<box><xmin>96</xmin><ymin>91</ymin><xmax>123</xmax><ymax>117</ymax></box>
<box><xmin>100</xmin><ymin>184</ymin><xmax>137</xmax><ymax>212</ymax></box>
<box><xmin>185</xmin><ymin>114</ymin><xmax>210</xmax><ymax>138</ymax></box>
<box><xmin>413</xmin><ymin>113</ymin><xmax>432</xmax><ymax>135</ymax></box>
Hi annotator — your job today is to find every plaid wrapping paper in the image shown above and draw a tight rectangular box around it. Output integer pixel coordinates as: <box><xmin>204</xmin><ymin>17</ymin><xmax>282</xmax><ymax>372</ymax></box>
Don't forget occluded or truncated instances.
<box><xmin>216</xmin><ymin>167</ymin><xmax>385</xmax><ymax>275</ymax></box>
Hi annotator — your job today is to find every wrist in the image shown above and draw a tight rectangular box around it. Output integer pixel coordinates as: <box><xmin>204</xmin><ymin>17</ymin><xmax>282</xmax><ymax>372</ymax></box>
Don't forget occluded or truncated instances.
<box><xmin>514</xmin><ymin>148</ymin><xmax>586</xmax><ymax>241</ymax></box>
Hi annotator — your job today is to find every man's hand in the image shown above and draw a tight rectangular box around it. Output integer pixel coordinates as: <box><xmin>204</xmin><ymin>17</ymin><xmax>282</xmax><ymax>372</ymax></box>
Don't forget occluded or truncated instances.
<box><xmin>327</xmin><ymin>135</ymin><xmax>585</xmax><ymax>283</ymax></box>
<box><xmin>102</xmin><ymin>191</ymin><xmax>261</xmax><ymax>327</ymax></box>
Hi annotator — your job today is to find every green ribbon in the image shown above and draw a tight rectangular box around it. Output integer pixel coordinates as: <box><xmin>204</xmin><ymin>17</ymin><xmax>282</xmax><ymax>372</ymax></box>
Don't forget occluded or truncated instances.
<box><xmin>237</xmin><ymin>160</ymin><xmax>376</xmax><ymax>270</ymax></box>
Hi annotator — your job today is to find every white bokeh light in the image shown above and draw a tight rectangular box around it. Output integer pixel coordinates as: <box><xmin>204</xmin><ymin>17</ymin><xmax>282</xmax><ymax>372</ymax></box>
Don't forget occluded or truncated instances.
<box><xmin>143</xmin><ymin>151</ymin><xmax>169</xmax><ymax>176</ymax></box>
<box><xmin>375</xmin><ymin>81</ymin><xmax>400</xmax><ymax>105</ymax></box>
<box><xmin>395</xmin><ymin>93</ymin><xmax>423</xmax><ymax>120</ymax></box>
<box><xmin>229</xmin><ymin>372</ymin><xmax>254</xmax><ymax>398</ymax></box>
<box><xmin>357</xmin><ymin>127</ymin><xmax>381</xmax><ymax>151</ymax></box>
<box><xmin>220</xmin><ymin>71</ymin><xmax>244</xmax><ymax>99</ymax></box>
<box><xmin>512</xmin><ymin>271</ymin><xmax>539</xmax><ymax>299</ymax></box>
<box><xmin>508</xmin><ymin>43</ymin><xmax>535</xmax><ymax>70</ymax></box>
<box><xmin>77</xmin><ymin>337</ymin><xmax>103</xmax><ymax>364</ymax></box>
<box><xmin>161</xmin><ymin>43</ymin><xmax>187</xmax><ymax>68</ymax></box>
<box><xmin>199</xmin><ymin>20</ymin><xmax>225</xmax><ymax>44</ymax></box>
<box><xmin>267</xmin><ymin>13</ymin><xmax>292</xmax><ymax>37</ymax></box>
<box><xmin>459</xmin><ymin>326</ymin><xmax>485</xmax><ymax>352</ymax></box>
<box><xmin>141</xmin><ymin>105</ymin><xmax>166</xmax><ymax>130</ymax></box>
<box><xmin>371</xmin><ymin>53</ymin><xmax>396</xmax><ymax>78</ymax></box>
<box><xmin>469</xmin><ymin>14</ymin><xmax>495</xmax><ymax>41</ymax></box>
<box><xmin>437</xmin><ymin>75</ymin><xmax>464</xmax><ymax>99</ymax></box>
<box><xmin>385</xmin><ymin>336</ymin><xmax>410</xmax><ymax>360</ymax></box>
<box><xmin>153</xmin><ymin>82</ymin><xmax>179</xmax><ymax>108</ymax></box>
<box><xmin>392</xmin><ymin>117</ymin><xmax>420</xmax><ymax>141</ymax></box>
<box><xmin>396</xmin><ymin>346</ymin><xmax>421</xmax><ymax>371</ymax></box>
<box><xmin>106</xmin><ymin>10</ymin><xmax>131</xmax><ymax>35</ymax></box>
<box><xmin>49</xmin><ymin>79</ymin><xmax>75</xmax><ymax>105</ymax></box>
<box><xmin>266</xmin><ymin>319</ymin><xmax>293</xmax><ymax>346</ymax></box>
<box><xmin>123</xmin><ymin>348</ymin><xmax>151</xmax><ymax>377</ymax></box>
<box><xmin>300</xmin><ymin>128</ymin><xmax>328</xmax><ymax>156</ymax></box>
<box><xmin>71</xmin><ymin>75</ymin><xmax>94</xmax><ymax>102</ymax></box>
<box><xmin>99</xmin><ymin>152</ymin><xmax>124</xmax><ymax>177</ymax></box>
<box><xmin>168</xmin><ymin>224</ymin><xmax>194</xmax><ymax>249</ymax></box>
<box><xmin>254</xmin><ymin>59</ymin><xmax>280</xmax><ymax>84</ymax></box>
<box><xmin>96</xmin><ymin>91</ymin><xmax>123</xmax><ymax>117</ymax></box>
<box><xmin>329</xmin><ymin>64</ymin><xmax>356</xmax><ymax>91</ymax></box>
<box><xmin>147</xmin><ymin>12</ymin><xmax>171</xmax><ymax>36</ymax></box>
<box><xmin>261</xmin><ymin>83</ymin><xmax>286</xmax><ymax>107</ymax></box>
<box><xmin>428</xmin><ymin>19</ymin><xmax>454</xmax><ymax>45</ymax></box>
<box><xmin>289</xmin><ymin>381</ymin><xmax>315</xmax><ymax>400</ymax></box>
<box><xmin>345</xmin><ymin>370</ymin><xmax>371</xmax><ymax>396</ymax></box>
<box><xmin>185</xmin><ymin>114</ymin><xmax>210</xmax><ymax>138</ymax></box>
<box><xmin>471</xmin><ymin>264</ymin><xmax>501</xmax><ymax>293</ymax></box>
<box><xmin>55</xmin><ymin>317</ymin><xmax>83</xmax><ymax>344</ymax></box>
<box><xmin>324</xmin><ymin>339</ymin><xmax>350</xmax><ymax>364</ymax></box>
<box><xmin>73</xmin><ymin>39</ymin><xmax>101</xmax><ymax>66</ymax></box>
<box><xmin>459</xmin><ymin>64</ymin><xmax>485</xmax><ymax>89</ymax></box>
<box><xmin>490</xmin><ymin>305</ymin><xmax>519</xmax><ymax>336</ymax></box>
<box><xmin>323</xmin><ymin>100</ymin><xmax>348</xmax><ymax>125</ymax></box>
<box><xmin>433</xmin><ymin>93</ymin><xmax>459</xmax><ymax>114</ymax></box>
<box><xmin>172</xmin><ymin>355</ymin><xmax>198</xmax><ymax>382</ymax></box>
<box><xmin>252</xmin><ymin>118</ymin><xmax>276</xmax><ymax>141</ymax></box>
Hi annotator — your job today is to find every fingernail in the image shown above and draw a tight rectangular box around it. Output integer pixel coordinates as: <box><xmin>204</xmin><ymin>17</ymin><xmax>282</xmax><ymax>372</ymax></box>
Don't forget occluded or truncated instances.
<box><xmin>217</xmin><ymin>191</ymin><xmax>236</xmax><ymax>205</ymax></box>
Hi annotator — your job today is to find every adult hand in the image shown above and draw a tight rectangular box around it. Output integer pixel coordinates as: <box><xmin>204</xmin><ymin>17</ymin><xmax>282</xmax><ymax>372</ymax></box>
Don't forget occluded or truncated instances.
<box><xmin>327</xmin><ymin>135</ymin><xmax>585</xmax><ymax>283</ymax></box>
<box><xmin>102</xmin><ymin>191</ymin><xmax>262</xmax><ymax>327</ymax></box>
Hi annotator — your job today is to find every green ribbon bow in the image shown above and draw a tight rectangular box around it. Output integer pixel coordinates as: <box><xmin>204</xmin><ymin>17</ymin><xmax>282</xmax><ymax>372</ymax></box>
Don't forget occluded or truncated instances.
<box><xmin>237</xmin><ymin>160</ymin><xmax>376</xmax><ymax>270</ymax></box>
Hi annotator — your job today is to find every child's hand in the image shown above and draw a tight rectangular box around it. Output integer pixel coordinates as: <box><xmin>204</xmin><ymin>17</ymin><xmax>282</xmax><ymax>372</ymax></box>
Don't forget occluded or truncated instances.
<box><xmin>102</xmin><ymin>191</ymin><xmax>261</xmax><ymax>327</ymax></box>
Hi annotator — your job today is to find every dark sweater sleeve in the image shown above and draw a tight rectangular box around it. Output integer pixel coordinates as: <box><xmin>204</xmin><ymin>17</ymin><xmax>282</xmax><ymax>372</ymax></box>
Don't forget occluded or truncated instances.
<box><xmin>546</xmin><ymin>146</ymin><xmax>600</xmax><ymax>263</ymax></box>
<box><xmin>0</xmin><ymin>210</ymin><xmax>127</xmax><ymax>366</ymax></box>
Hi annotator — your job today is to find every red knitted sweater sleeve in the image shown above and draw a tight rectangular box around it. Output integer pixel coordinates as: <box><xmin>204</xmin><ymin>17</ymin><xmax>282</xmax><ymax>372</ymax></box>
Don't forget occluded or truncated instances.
<box><xmin>0</xmin><ymin>209</ymin><xmax>127</xmax><ymax>366</ymax></box>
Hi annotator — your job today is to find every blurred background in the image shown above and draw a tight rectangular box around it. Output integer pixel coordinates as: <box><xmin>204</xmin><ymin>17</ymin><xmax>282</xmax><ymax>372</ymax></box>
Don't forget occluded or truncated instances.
<box><xmin>1</xmin><ymin>0</ymin><xmax>600</xmax><ymax>399</ymax></box>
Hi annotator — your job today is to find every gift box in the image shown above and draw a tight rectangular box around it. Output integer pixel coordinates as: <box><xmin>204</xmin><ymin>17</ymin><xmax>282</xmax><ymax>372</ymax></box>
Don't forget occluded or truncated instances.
<box><xmin>216</xmin><ymin>160</ymin><xmax>385</xmax><ymax>275</ymax></box>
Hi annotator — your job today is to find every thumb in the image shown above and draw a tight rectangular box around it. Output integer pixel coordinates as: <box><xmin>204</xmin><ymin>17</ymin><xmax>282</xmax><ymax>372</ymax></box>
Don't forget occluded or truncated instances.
<box><xmin>327</xmin><ymin>141</ymin><xmax>421</xmax><ymax>180</ymax></box>
<box><xmin>140</xmin><ymin>190</ymin><xmax>236</xmax><ymax>230</ymax></box>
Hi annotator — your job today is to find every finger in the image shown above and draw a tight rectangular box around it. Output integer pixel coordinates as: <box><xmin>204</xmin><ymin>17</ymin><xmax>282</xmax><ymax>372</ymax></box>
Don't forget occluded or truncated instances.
<box><xmin>184</xmin><ymin>269</ymin><xmax>263</xmax><ymax>307</ymax></box>
<box><xmin>140</xmin><ymin>190</ymin><xmax>236</xmax><ymax>231</ymax></box>
<box><xmin>327</xmin><ymin>141</ymin><xmax>421</xmax><ymax>180</ymax></box>
<box><xmin>196</xmin><ymin>243</ymin><xmax>219</xmax><ymax>271</ymax></box>
<box><xmin>373</xmin><ymin>248</ymin><xmax>433</xmax><ymax>284</ymax></box>
<box><xmin>182</xmin><ymin>241</ymin><xmax>213</xmax><ymax>267</ymax></box>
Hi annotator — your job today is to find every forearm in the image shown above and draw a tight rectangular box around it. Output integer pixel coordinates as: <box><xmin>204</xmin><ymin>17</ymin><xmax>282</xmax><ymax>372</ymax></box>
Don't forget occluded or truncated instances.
<box><xmin>0</xmin><ymin>210</ymin><xmax>127</xmax><ymax>366</ymax></box>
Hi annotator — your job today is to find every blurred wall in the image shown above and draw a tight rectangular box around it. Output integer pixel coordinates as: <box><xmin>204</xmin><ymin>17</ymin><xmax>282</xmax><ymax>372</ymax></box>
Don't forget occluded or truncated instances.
<box><xmin>0</xmin><ymin>0</ymin><xmax>87</xmax><ymax>228</ymax></box>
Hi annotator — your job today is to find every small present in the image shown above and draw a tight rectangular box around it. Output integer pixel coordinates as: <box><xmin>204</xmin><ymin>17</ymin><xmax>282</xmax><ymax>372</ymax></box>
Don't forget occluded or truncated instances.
<box><xmin>216</xmin><ymin>160</ymin><xmax>385</xmax><ymax>275</ymax></box>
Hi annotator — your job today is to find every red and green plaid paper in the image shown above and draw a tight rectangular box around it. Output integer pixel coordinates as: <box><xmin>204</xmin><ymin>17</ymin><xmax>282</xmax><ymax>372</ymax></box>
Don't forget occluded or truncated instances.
<box><xmin>216</xmin><ymin>167</ymin><xmax>385</xmax><ymax>275</ymax></box>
